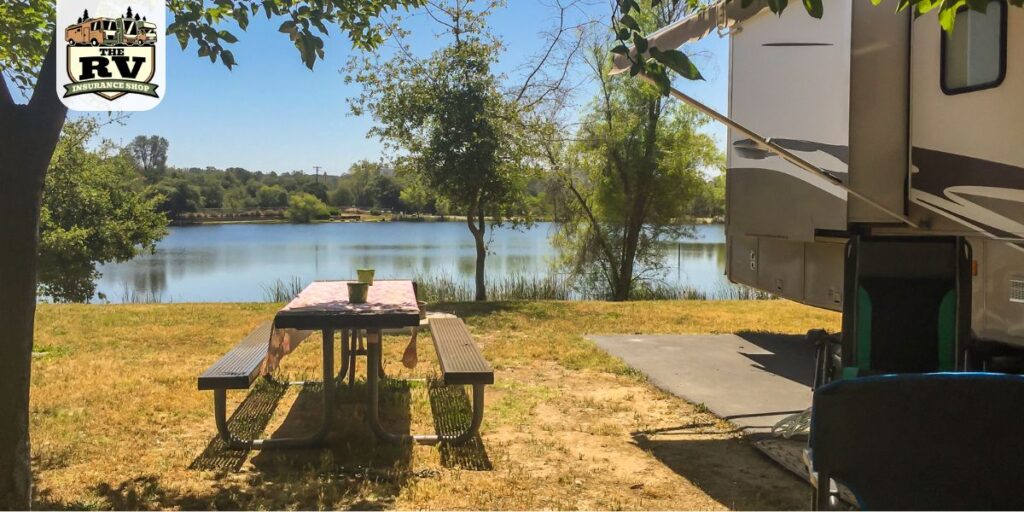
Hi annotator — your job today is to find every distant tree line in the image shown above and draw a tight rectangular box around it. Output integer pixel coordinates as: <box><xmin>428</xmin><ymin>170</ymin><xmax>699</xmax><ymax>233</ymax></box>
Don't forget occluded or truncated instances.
<box><xmin>124</xmin><ymin>135</ymin><xmax>723</xmax><ymax>224</ymax></box>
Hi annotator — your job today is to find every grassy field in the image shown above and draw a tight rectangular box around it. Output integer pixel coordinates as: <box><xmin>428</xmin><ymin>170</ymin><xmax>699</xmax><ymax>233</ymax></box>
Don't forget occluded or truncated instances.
<box><xmin>31</xmin><ymin>300</ymin><xmax>840</xmax><ymax>510</ymax></box>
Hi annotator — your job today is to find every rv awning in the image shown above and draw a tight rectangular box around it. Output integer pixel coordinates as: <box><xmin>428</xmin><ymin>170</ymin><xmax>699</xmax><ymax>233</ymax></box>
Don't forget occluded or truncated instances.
<box><xmin>610</xmin><ymin>0</ymin><xmax>767</xmax><ymax>75</ymax></box>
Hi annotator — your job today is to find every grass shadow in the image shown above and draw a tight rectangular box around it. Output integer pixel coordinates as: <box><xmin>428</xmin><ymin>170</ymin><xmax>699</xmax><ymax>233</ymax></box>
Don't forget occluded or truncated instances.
<box><xmin>249</xmin><ymin>377</ymin><xmax>412</xmax><ymax>464</ymax></box>
<box><xmin>632</xmin><ymin>428</ymin><xmax>810</xmax><ymax>511</ymax></box>
<box><xmin>35</xmin><ymin>474</ymin><xmax>231</xmax><ymax>510</ymax></box>
<box><xmin>434</xmin><ymin>301</ymin><xmax>564</xmax><ymax>321</ymax></box>
<box><xmin>181</xmin><ymin>374</ymin><xmax>418</xmax><ymax>508</ymax></box>
<box><xmin>428</xmin><ymin>382</ymin><xmax>492</xmax><ymax>470</ymax></box>
<box><xmin>189</xmin><ymin>380</ymin><xmax>288</xmax><ymax>472</ymax></box>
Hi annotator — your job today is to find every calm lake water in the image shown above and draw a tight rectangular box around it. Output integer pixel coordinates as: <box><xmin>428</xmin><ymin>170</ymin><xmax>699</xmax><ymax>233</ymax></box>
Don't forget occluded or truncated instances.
<box><xmin>94</xmin><ymin>222</ymin><xmax>730</xmax><ymax>302</ymax></box>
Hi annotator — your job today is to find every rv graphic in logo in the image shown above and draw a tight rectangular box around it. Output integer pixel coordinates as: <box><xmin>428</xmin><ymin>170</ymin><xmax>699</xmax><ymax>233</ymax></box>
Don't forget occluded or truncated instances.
<box><xmin>64</xmin><ymin>7</ymin><xmax>157</xmax><ymax>100</ymax></box>
<box><xmin>56</xmin><ymin>1</ymin><xmax>166</xmax><ymax>111</ymax></box>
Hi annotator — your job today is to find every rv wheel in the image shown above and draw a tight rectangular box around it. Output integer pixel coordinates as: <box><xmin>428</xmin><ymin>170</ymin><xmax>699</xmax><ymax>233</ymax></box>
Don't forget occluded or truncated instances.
<box><xmin>135</xmin><ymin>39</ymin><xmax>144</xmax><ymax>45</ymax></box>
<box><xmin>67</xmin><ymin>39</ymin><xmax>76</xmax><ymax>46</ymax></box>
<box><xmin>90</xmin><ymin>39</ymin><xmax>99</xmax><ymax>46</ymax></box>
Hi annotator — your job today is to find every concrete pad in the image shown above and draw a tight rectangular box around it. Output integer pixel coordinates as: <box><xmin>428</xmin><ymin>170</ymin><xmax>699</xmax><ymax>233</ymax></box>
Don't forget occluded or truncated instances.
<box><xmin>589</xmin><ymin>333</ymin><xmax>815</xmax><ymax>432</ymax></box>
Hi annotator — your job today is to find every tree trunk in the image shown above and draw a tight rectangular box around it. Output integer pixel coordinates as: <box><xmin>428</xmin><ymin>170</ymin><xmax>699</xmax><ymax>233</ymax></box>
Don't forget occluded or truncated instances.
<box><xmin>466</xmin><ymin>207</ymin><xmax>487</xmax><ymax>301</ymax></box>
<box><xmin>0</xmin><ymin>42</ymin><xmax>68</xmax><ymax>510</ymax></box>
<box><xmin>611</xmin><ymin>243</ymin><xmax>635</xmax><ymax>301</ymax></box>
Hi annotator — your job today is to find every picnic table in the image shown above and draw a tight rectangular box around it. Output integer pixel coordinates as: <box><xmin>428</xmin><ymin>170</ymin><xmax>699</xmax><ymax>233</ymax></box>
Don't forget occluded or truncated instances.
<box><xmin>198</xmin><ymin>279</ymin><xmax>493</xmax><ymax>449</ymax></box>
<box><xmin>267</xmin><ymin>280</ymin><xmax>419</xmax><ymax>448</ymax></box>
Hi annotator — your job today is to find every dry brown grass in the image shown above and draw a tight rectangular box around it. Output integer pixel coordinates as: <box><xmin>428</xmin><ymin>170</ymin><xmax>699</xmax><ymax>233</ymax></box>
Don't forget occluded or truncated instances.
<box><xmin>31</xmin><ymin>300</ymin><xmax>840</xmax><ymax>510</ymax></box>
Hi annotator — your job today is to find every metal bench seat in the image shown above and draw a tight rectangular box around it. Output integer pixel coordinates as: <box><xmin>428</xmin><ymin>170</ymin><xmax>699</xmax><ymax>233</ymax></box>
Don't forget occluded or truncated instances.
<box><xmin>198</xmin><ymin>321</ymin><xmax>321</xmax><ymax>449</ymax></box>
<box><xmin>429</xmin><ymin>317</ymin><xmax>494</xmax><ymax>386</ymax></box>
<box><xmin>366</xmin><ymin>317</ymin><xmax>492</xmax><ymax>446</ymax></box>
<box><xmin>197</xmin><ymin>321</ymin><xmax>275</xmax><ymax>391</ymax></box>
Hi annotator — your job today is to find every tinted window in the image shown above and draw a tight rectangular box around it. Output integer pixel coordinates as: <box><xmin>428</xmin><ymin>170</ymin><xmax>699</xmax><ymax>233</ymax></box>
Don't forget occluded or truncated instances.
<box><xmin>942</xmin><ymin>0</ymin><xmax>1006</xmax><ymax>94</ymax></box>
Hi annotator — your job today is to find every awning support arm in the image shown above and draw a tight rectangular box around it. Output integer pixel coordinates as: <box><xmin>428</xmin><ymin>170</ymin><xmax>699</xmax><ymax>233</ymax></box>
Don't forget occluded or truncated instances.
<box><xmin>639</xmin><ymin>72</ymin><xmax>919</xmax><ymax>229</ymax></box>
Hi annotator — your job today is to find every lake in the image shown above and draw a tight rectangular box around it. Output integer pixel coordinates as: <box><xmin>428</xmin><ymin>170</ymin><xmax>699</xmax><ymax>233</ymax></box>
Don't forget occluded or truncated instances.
<box><xmin>94</xmin><ymin>222</ymin><xmax>732</xmax><ymax>302</ymax></box>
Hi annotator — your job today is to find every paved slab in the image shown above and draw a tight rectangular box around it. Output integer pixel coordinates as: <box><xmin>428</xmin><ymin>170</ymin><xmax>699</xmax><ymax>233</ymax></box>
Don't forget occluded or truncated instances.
<box><xmin>589</xmin><ymin>333</ymin><xmax>815</xmax><ymax>432</ymax></box>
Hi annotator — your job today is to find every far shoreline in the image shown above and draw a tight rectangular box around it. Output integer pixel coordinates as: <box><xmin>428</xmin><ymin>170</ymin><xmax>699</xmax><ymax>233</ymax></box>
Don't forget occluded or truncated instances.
<box><xmin>170</xmin><ymin>214</ymin><xmax>725</xmax><ymax>227</ymax></box>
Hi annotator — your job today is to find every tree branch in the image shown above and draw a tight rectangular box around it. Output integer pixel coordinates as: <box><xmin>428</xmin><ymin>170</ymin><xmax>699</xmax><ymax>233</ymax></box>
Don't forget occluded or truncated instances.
<box><xmin>28</xmin><ymin>37</ymin><xmax>68</xmax><ymax>138</ymax></box>
<box><xmin>0</xmin><ymin>73</ymin><xmax>14</xmax><ymax>110</ymax></box>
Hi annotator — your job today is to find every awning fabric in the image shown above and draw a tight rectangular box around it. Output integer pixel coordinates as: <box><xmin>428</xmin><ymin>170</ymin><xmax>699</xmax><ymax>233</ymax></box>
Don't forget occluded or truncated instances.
<box><xmin>610</xmin><ymin>0</ymin><xmax>768</xmax><ymax>75</ymax></box>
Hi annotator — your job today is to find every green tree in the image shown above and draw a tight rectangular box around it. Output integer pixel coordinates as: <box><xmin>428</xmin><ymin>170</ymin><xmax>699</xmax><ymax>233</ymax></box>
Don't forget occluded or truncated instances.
<box><xmin>124</xmin><ymin>135</ymin><xmax>169</xmax><ymax>182</ymax></box>
<box><xmin>300</xmin><ymin>180</ymin><xmax>329</xmax><ymax>202</ymax></box>
<box><xmin>339</xmin><ymin>160</ymin><xmax>387</xmax><ymax>207</ymax></box>
<box><xmin>38</xmin><ymin>119</ymin><xmax>168</xmax><ymax>303</ymax></box>
<box><xmin>368</xmin><ymin>172</ymin><xmax>403</xmax><ymax>210</ymax></box>
<box><xmin>553</xmin><ymin>31</ymin><xmax>721</xmax><ymax>300</ymax></box>
<box><xmin>347</xmin><ymin>1</ymin><xmax>533</xmax><ymax>300</ymax></box>
<box><xmin>0</xmin><ymin>1</ymin><xmax>425</xmax><ymax>503</ymax></box>
<box><xmin>399</xmin><ymin>181</ymin><xmax>440</xmax><ymax>214</ymax></box>
<box><xmin>689</xmin><ymin>172</ymin><xmax>725</xmax><ymax>219</ymax></box>
<box><xmin>257</xmin><ymin>184</ymin><xmax>289</xmax><ymax>207</ymax></box>
<box><xmin>150</xmin><ymin>178</ymin><xmax>202</xmax><ymax>219</ymax></box>
<box><xmin>287</xmin><ymin>192</ymin><xmax>330</xmax><ymax>223</ymax></box>
<box><xmin>328</xmin><ymin>181</ymin><xmax>355</xmax><ymax>207</ymax></box>
<box><xmin>196</xmin><ymin>173</ymin><xmax>225</xmax><ymax>208</ymax></box>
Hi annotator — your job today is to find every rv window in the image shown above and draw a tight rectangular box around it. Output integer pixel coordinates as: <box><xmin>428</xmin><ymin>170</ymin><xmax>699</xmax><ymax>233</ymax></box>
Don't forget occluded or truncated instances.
<box><xmin>942</xmin><ymin>0</ymin><xmax>1007</xmax><ymax>94</ymax></box>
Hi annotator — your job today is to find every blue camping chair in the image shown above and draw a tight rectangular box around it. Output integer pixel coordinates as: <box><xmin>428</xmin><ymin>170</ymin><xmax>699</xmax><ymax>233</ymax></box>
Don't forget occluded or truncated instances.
<box><xmin>807</xmin><ymin>373</ymin><xmax>1024</xmax><ymax>510</ymax></box>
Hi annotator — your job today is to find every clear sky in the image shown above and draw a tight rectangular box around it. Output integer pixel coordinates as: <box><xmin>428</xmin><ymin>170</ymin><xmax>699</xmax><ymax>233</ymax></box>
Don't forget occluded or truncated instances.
<box><xmin>81</xmin><ymin>1</ymin><xmax>730</xmax><ymax>176</ymax></box>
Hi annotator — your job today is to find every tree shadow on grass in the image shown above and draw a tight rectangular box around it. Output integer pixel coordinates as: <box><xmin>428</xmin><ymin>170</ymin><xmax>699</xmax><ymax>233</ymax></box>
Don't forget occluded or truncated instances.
<box><xmin>631</xmin><ymin>428</ymin><xmax>810</xmax><ymax>511</ymax></box>
<box><xmin>246</xmin><ymin>377</ymin><xmax>414</xmax><ymax>505</ymax></box>
<box><xmin>79</xmin><ymin>374</ymin><xmax>491</xmax><ymax>509</ymax></box>
<box><xmin>174</xmin><ymin>376</ymin><xmax>418</xmax><ymax>509</ymax></box>
<box><xmin>188</xmin><ymin>380</ymin><xmax>288</xmax><ymax>472</ymax></box>
<box><xmin>434</xmin><ymin>301</ymin><xmax>570</xmax><ymax>322</ymax></box>
<box><xmin>428</xmin><ymin>382</ymin><xmax>492</xmax><ymax>470</ymax></box>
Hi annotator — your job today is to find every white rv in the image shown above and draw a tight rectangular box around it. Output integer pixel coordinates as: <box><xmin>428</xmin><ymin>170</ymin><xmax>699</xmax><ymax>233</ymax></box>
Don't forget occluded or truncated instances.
<box><xmin>622</xmin><ymin>0</ymin><xmax>1024</xmax><ymax>358</ymax></box>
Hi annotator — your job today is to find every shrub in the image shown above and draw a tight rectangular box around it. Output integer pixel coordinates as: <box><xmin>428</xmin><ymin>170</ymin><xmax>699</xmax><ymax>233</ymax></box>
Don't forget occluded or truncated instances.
<box><xmin>287</xmin><ymin>192</ymin><xmax>331</xmax><ymax>223</ymax></box>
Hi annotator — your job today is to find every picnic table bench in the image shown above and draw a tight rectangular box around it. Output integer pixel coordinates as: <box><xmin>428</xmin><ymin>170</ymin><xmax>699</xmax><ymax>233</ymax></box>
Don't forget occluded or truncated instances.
<box><xmin>367</xmin><ymin>317</ymin><xmax>492</xmax><ymax>445</ymax></box>
<box><xmin>196</xmin><ymin>280</ymin><xmax>493</xmax><ymax>449</ymax></box>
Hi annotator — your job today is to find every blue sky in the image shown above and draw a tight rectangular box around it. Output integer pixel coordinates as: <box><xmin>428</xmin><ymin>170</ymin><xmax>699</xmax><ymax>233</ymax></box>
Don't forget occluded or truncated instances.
<box><xmin>85</xmin><ymin>1</ymin><xmax>730</xmax><ymax>176</ymax></box>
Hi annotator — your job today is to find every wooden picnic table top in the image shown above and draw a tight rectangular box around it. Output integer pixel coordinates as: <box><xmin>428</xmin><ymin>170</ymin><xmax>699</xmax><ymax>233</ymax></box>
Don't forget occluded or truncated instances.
<box><xmin>273</xmin><ymin>279</ymin><xmax>421</xmax><ymax>330</ymax></box>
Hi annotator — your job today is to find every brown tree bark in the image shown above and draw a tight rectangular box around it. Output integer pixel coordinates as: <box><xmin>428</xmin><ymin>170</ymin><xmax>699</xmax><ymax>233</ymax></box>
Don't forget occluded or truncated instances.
<box><xmin>466</xmin><ymin>205</ymin><xmax>487</xmax><ymax>301</ymax></box>
<box><xmin>0</xmin><ymin>41</ymin><xmax>68</xmax><ymax>510</ymax></box>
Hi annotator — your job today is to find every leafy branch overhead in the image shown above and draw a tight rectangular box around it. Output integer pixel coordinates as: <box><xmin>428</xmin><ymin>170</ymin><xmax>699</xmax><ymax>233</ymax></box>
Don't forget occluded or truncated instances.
<box><xmin>613</xmin><ymin>0</ymin><xmax>1024</xmax><ymax>95</ymax></box>
<box><xmin>164</xmin><ymin>0</ymin><xmax>426</xmax><ymax>70</ymax></box>
<box><xmin>1</xmin><ymin>0</ymin><xmax>425</xmax><ymax>90</ymax></box>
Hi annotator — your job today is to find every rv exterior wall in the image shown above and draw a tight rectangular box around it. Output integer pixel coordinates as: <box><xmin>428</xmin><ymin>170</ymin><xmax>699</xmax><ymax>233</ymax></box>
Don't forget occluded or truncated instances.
<box><xmin>725</xmin><ymin>2</ymin><xmax>852</xmax><ymax>308</ymax></box>
<box><xmin>847</xmin><ymin>3</ymin><xmax>910</xmax><ymax>223</ymax></box>
<box><xmin>722</xmin><ymin>0</ymin><xmax>1023</xmax><ymax>346</ymax></box>
<box><xmin>976</xmin><ymin>238</ymin><xmax>1024</xmax><ymax>346</ymax></box>
<box><xmin>909</xmin><ymin>5</ymin><xmax>1023</xmax><ymax>237</ymax></box>
<box><xmin>909</xmin><ymin>5</ymin><xmax>1024</xmax><ymax>348</ymax></box>
<box><xmin>726</xmin><ymin>1</ymin><xmax>850</xmax><ymax>243</ymax></box>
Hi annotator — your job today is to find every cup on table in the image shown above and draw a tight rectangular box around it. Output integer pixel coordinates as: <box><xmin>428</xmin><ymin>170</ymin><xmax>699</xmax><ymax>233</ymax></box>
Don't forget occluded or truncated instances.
<box><xmin>347</xmin><ymin>282</ymin><xmax>369</xmax><ymax>304</ymax></box>
<box><xmin>357</xmin><ymin>268</ymin><xmax>375</xmax><ymax>285</ymax></box>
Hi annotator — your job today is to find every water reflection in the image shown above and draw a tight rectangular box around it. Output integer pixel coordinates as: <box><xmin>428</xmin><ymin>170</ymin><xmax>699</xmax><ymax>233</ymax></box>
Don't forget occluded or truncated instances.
<box><xmin>95</xmin><ymin>222</ymin><xmax>731</xmax><ymax>303</ymax></box>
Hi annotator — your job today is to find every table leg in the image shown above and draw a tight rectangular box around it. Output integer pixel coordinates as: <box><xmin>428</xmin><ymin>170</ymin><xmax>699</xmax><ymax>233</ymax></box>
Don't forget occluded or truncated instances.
<box><xmin>348</xmin><ymin>329</ymin><xmax>359</xmax><ymax>388</ymax></box>
<box><xmin>338</xmin><ymin>329</ymin><xmax>351</xmax><ymax>382</ymax></box>
<box><xmin>215</xmin><ymin>328</ymin><xmax>335</xmax><ymax>449</ymax></box>
<box><xmin>365</xmin><ymin>329</ymin><xmax>485</xmax><ymax>445</ymax></box>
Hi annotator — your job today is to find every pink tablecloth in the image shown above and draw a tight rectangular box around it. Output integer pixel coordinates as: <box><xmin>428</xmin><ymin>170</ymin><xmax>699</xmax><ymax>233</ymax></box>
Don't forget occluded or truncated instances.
<box><xmin>265</xmin><ymin>280</ymin><xmax>419</xmax><ymax>373</ymax></box>
<box><xmin>279</xmin><ymin>280</ymin><xmax>418</xmax><ymax>315</ymax></box>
